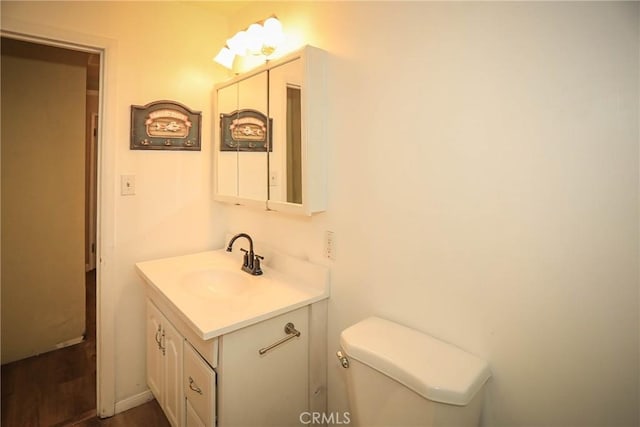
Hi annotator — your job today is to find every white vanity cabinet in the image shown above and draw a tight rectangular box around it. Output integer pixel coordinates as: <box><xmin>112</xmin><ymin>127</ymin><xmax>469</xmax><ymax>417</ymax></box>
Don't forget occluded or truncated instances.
<box><xmin>147</xmin><ymin>300</ymin><xmax>184</xmax><ymax>427</ymax></box>
<box><xmin>138</xmin><ymin>249</ymin><xmax>329</xmax><ymax>427</ymax></box>
<box><xmin>146</xmin><ymin>299</ymin><xmax>324</xmax><ymax>427</ymax></box>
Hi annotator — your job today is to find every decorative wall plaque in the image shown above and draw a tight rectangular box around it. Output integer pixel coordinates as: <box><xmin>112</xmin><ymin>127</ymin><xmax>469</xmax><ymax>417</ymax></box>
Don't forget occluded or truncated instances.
<box><xmin>220</xmin><ymin>109</ymin><xmax>272</xmax><ymax>152</ymax></box>
<box><xmin>131</xmin><ymin>100</ymin><xmax>201</xmax><ymax>150</ymax></box>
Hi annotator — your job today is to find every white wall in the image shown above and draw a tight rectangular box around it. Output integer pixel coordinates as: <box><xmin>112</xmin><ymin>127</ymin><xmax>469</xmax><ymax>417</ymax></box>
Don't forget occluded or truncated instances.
<box><xmin>1</xmin><ymin>0</ymin><xmax>230</xmax><ymax>408</ymax></box>
<box><xmin>2</xmin><ymin>2</ymin><xmax>638</xmax><ymax>426</ymax></box>
<box><xmin>223</xmin><ymin>2</ymin><xmax>640</xmax><ymax>426</ymax></box>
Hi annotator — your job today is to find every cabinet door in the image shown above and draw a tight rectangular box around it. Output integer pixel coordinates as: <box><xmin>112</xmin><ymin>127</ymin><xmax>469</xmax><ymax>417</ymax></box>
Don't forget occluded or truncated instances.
<box><xmin>162</xmin><ymin>318</ymin><xmax>184</xmax><ymax>427</ymax></box>
<box><xmin>186</xmin><ymin>400</ymin><xmax>206</xmax><ymax>427</ymax></box>
<box><xmin>218</xmin><ymin>306</ymin><xmax>309</xmax><ymax>427</ymax></box>
<box><xmin>215</xmin><ymin>83</ymin><xmax>239</xmax><ymax>198</ymax></box>
<box><xmin>214</xmin><ymin>71</ymin><xmax>268</xmax><ymax>204</ymax></box>
<box><xmin>146</xmin><ymin>301</ymin><xmax>163</xmax><ymax>401</ymax></box>
<box><xmin>184</xmin><ymin>342</ymin><xmax>216</xmax><ymax>426</ymax></box>
<box><xmin>267</xmin><ymin>58</ymin><xmax>303</xmax><ymax>206</ymax></box>
<box><xmin>236</xmin><ymin>71</ymin><xmax>268</xmax><ymax>201</ymax></box>
<box><xmin>266</xmin><ymin>46</ymin><xmax>327</xmax><ymax>215</ymax></box>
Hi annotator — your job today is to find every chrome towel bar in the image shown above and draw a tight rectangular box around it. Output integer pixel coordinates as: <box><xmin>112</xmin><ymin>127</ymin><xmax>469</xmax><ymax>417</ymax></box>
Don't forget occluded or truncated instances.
<box><xmin>258</xmin><ymin>322</ymin><xmax>301</xmax><ymax>355</ymax></box>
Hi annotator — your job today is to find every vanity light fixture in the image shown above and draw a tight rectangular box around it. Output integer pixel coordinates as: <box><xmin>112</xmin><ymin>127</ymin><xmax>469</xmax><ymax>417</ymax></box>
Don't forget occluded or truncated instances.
<box><xmin>214</xmin><ymin>16</ymin><xmax>285</xmax><ymax>70</ymax></box>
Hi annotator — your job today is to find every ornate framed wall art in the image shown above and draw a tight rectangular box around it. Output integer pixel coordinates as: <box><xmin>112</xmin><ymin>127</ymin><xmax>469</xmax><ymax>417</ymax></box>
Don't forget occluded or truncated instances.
<box><xmin>131</xmin><ymin>100</ymin><xmax>201</xmax><ymax>150</ymax></box>
<box><xmin>219</xmin><ymin>109</ymin><xmax>272</xmax><ymax>152</ymax></box>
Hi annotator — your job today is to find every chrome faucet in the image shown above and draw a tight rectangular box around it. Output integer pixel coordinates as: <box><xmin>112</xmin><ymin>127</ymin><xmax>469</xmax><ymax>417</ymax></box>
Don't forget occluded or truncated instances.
<box><xmin>226</xmin><ymin>233</ymin><xmax>263</xmax><ymax>275</ymax></box>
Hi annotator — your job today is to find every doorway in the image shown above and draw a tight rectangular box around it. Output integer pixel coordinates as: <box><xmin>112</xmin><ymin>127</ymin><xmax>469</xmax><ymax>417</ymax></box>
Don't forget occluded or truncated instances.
<box><xmin>0</xmin><ymin>37</ymin><xmax>101</xmax><ymax>424</ymax></box>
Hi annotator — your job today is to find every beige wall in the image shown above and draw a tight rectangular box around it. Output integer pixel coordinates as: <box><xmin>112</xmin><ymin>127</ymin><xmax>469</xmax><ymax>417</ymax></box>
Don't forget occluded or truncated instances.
<box><xmin>2</xmin><ymin>2</ymin><xmax>638</xmax><ymax>426</ymax></box>
<box><xmin>1</xmin><ymin>40</ymin><xmax>87</xmax><ymax>364</ymax></box>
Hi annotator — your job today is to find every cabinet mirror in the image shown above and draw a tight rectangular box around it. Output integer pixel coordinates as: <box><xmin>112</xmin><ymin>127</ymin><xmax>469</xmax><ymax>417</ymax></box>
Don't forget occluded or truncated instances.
<box><xmin>215</xmin><ymin>70</ymin><xmax>268</xmax><ymax>204</ymax></box>
<box><xmin>214</xmin><ymin>46</ymin><xmax>326</xmax><ymax>215</ymax></box>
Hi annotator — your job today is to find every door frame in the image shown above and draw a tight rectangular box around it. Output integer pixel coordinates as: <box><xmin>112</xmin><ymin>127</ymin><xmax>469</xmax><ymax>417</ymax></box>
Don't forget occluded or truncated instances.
<box><xmin>87</xmin><ymin>110</ymin><xmax>98</xmax><ymax>272</ymax></box>
<box><xmin>1</xmin><ymin>19</ymin><xmax>118</xmax><ymax>417</ymax></box>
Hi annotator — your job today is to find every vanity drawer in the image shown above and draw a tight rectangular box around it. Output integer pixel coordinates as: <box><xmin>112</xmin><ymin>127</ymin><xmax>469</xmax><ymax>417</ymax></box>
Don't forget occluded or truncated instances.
<box><xmin>185</xmin><ymin>332</ymin><xmax>218</xmax><ymax>368</ymax></box>
<box><xmin>186</xmin><ymin>400</ymin><xmax>206</xmax><ymax>427</ymax></box>
<box><xmin>184</xmin><ymin>341</ymin><xmax>216</xmax><ymax>427</ymax></box>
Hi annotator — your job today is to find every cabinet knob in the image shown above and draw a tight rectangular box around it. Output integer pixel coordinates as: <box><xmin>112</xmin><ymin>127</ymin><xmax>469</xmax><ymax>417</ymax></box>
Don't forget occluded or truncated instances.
<box><xmin>155</xmin><ymin>325</ymin><xmax>162</xmax><ymax>349</ymax></box>
<box><xmin>188</xmin><ymin>376</ymin><xmax>203</xmax><ymax>395</ymax></box>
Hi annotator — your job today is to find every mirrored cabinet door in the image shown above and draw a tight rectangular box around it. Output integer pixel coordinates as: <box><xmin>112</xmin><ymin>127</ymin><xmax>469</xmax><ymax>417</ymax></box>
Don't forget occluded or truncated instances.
<box><xmin>267</xmin><ymin>58</ymin><xmax>303</xmax><ymax>206</ymax></box>
<box><xmin>266</xmin><ymin>46</ymin><xmax>326</xmax><ymax>215</ymax></box>
<box><xmin>237</xmin><ymin>71</ymin><xmax>268</xmax><ymax>201</ymax></box>
<box><xmin>215</xmin><ymin>82</ymin><xmax>240</xmax><ymax>198</ymax></box>
<box><xmin>214</xmin><ymin>70</ymin><xmax>268</xmax><ymax>205</ymax></box>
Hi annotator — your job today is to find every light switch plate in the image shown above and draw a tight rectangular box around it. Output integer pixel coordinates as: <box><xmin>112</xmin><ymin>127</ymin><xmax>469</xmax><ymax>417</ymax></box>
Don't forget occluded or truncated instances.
<box><xmin>121</xmin><ymin>174</ymin><xmax>136</xmax><ymax>195</ymax></box>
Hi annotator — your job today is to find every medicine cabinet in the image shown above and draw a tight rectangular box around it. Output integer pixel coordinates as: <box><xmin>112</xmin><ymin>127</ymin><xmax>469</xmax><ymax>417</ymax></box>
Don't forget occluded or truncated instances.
<box><xmin>213</xmin><ymin>46</ymin><xmax>327</xmax><ymax>215</ymax></box>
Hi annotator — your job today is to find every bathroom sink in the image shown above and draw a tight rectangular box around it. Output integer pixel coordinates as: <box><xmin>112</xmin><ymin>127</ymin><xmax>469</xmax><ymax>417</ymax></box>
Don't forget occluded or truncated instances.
<box><xmin>181</xmin><ymin>269</ymin><xmax>251</xmax><ymax>298</ymax></box>
<box><xmin>136</xmin><ymin>248</ymin><xmax>330</xmax><ymax>339</ymax></box>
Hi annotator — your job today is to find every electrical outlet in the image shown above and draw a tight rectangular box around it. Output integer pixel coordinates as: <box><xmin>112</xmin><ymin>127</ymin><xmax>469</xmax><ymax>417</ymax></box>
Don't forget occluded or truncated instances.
<box><xmin>325</xmin><ymin>230</ymin><xmax>336</xmax><ymax>260</ymax></box>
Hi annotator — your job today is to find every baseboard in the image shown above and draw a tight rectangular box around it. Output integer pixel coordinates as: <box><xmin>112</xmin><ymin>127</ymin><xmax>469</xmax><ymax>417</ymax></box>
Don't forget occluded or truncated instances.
<box><xmin>55</xmin><ymin>336</ymin><xmax>84</xmax><ymax>349</ymax></box>
<box><xmin>114</xmin><ymin>389</ymin><xmax>154</xmax><ymax>415</ymax></box>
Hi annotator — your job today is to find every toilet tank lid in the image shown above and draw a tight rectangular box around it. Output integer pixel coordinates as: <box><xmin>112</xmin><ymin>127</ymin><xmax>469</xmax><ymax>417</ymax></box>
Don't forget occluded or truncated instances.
<box><xmin>340</xmin><ymin>317</ymin><xmax>491</xmax><ymax>406</ymax></box>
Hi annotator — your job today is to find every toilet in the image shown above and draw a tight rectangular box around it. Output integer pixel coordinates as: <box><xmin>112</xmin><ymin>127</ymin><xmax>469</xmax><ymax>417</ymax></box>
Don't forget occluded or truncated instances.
<box><xmin>339</xmin><ymin>317</ymin><xmax>491</xmax><ymax>427</ymax></box>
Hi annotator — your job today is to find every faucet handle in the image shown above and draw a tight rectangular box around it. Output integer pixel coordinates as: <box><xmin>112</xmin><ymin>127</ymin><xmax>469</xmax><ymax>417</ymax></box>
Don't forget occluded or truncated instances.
<box><xmin>253</xmin><ymin>254</ymin><xmax>264</xmax><ymax>275</ymax></box>
<box><xmin>240</xmin><ymin>248</ymin><xmax>249</xmax><ymax>267</ymax></box>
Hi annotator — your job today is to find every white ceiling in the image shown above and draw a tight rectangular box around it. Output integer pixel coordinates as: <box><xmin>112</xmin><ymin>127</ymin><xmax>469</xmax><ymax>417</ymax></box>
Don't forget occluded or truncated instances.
<box><xmin>178</xmin><ymin>1</ymin><xmax>253</xmax><ymax>17</ymax></box>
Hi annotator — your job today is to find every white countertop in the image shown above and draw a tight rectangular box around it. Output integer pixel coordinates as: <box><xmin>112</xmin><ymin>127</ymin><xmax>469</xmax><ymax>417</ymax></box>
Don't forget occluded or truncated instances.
<box><xmin>136</xmin><ymin>249</ymin><xmax>330</xmax><ymax>340</ymax></box>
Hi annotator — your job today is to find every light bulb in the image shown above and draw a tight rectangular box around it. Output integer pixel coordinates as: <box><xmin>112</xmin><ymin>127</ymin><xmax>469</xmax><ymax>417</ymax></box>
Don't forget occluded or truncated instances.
<box><xmin>246</xmin><ymin>23</ymin><xmax>264</xmax><ymax>54</ymax></box>
<box><xmin>214</xmin><ymin>47</ymin><xmax>235</xmax><ymax>69</ymax></box>
<box><xmin>262</xmin><ymin>17</ymin><xmax>284</xmax><ymax>50</ymax></box>
<box><xmin>227</xmin><ymin>31</ymin><xmax>248</xmax><ymax>56</ymax></box>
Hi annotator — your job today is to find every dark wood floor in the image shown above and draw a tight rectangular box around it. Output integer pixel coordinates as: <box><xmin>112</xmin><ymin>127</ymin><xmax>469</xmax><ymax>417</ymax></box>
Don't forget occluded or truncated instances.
<box><xmin>71</xmin><ymin>399</ymin><xmax>170</xmax><ymax>427</ymax></box>
<box><xmin>1</xmin><ymin>270</ymin><xmax>170</xmax><ymax>427</ymax></box>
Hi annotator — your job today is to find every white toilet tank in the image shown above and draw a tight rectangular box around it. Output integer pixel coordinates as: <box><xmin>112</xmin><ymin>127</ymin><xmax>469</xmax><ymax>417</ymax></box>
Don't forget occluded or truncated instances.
<box><xmin>339</xmin><ymin>317</ymin><xmax>491</xmax><ymax>427</ymax></box>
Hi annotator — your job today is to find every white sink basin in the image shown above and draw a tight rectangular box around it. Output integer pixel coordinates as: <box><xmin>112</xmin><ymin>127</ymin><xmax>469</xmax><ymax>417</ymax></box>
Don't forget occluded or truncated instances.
<box><xmin>181</xmin><ymin>269</ymin><xmax>251</xmax><ymax>298</ymax></box>
<box><xmin>136</xmin><ymin>248</ymin><xmax>330</xmax><ymax>339</ymax></box>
